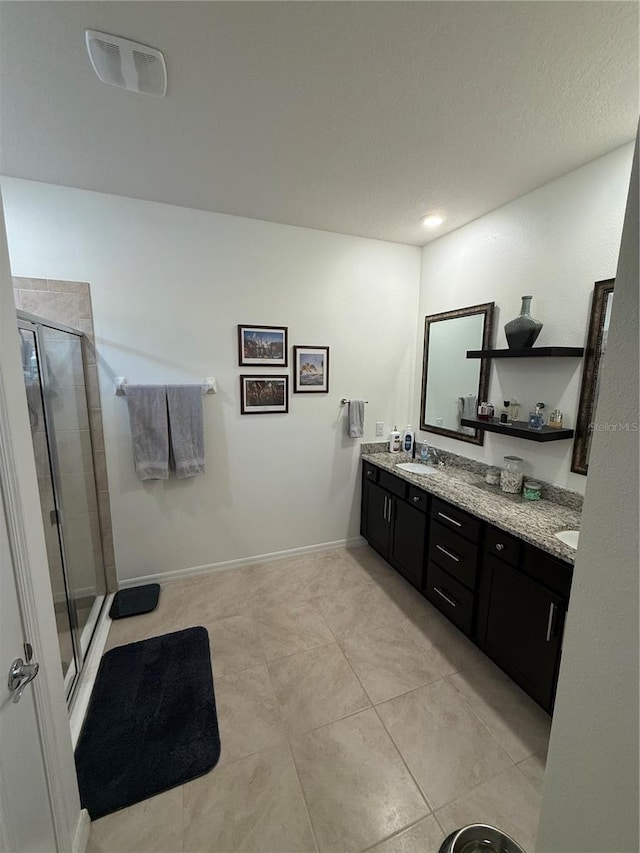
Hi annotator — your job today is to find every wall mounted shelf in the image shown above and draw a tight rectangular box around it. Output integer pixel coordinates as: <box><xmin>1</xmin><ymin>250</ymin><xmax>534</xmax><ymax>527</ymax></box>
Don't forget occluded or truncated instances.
<box><xmin>460</xmin><ymin>418</ymin><xmax>575</xmax><ymax>442</ymax></box>
<box><xmin>466</xmin><ymin>347</ymin><xmax>584</xmax><ymax>359</ymax></box>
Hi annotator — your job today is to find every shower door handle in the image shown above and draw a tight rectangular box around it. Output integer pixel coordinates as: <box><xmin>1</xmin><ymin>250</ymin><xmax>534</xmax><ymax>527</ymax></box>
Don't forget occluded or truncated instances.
<box><xmin>8</xmin><ymin>657</ymin><xmax>40</xmax><ymax>704</ymax></box>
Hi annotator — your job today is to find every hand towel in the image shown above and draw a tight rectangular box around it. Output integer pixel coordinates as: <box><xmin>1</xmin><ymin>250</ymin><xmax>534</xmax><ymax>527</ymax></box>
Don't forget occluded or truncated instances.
<box><xmin>126</xmin><ymin>386</ymin><xmax>169</xmax><ymax>480</ymax></box>
<box><xmin>348</xmin><ymin>400</ymin><xmax>365</xmax><ymax>438</ymax></box>
<box><xmin>457</xmin><ymin>394</ymin><xmax>477</xmax><ymax>436</ymax></box>
<box><xmin>167</xmin><ymin>385</ymin><xmax>205</xmax><ymax>478</ymax></box>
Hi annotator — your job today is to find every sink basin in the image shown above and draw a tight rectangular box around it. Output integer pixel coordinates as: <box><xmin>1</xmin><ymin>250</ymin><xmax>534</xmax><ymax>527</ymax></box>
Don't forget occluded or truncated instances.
<box><xmin>396</xmin><ymin>462</ymin><xmax>437</xmax><ymax>475</ymax></box>
<box><xmin>555</xmin><ymin>530</ymin><xmax>579</xmax><ymax>549</ymax></box>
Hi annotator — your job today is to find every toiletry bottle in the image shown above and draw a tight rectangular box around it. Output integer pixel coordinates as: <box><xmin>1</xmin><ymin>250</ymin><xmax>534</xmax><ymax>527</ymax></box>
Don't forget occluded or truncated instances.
<box><xmin>500</xmin><ymin>401</ymin><xmax>511</xmax><ymax>424</ymax></box>
<box><xmin>528</xmin><ymin>403</ymin><xmax>545</xmax><ymax>431</ymax></box>
<box><xmin>420</xmin><ymin>441</ymin><xmax>430</xmax><ymax>464</ymax></box>
<box><xmin>402</xmin><ymin>424</ymin><xmax>415</xmax><ymax>454</ymax></box>
<box><xmin>549</xmin><ymin>409</ymin><xmax>563</xmax><ymax>429</ymax></box>
<box><xmin>509</xmin><ymin>399</ymin><xmax>520</xmax><ymax>422</ymax></box>
<box><xmin>389</xmin><ymin>426</ymin><xmax>401</xmax><ymax>453</ymax></box>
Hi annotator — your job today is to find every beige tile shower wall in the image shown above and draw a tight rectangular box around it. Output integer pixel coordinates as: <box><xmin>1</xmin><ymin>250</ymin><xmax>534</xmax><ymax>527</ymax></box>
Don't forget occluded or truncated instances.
<box><xmin>13</xmin><ymin>277</ymin><xmax>117</xmax><ymax>591</ymax></box>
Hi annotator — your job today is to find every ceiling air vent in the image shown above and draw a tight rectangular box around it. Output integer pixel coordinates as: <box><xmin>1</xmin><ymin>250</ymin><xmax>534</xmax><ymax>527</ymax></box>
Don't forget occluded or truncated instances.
<box><xmin>85</xmin><ymin>30</ymin><xmax>167</xmax><ymax>96</ymax></box>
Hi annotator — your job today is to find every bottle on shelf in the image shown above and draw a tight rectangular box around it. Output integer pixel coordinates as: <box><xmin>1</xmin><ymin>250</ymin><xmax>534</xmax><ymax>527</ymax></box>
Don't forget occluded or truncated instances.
<box><xmin>500</xmin><ymin>401</ymin><xmax>511</xmax><ymax>424</ymax></box>
<box><xmin>528</xmin><ymin>403</ymin><xmax>546</xmax><ymax>431</ymax></box>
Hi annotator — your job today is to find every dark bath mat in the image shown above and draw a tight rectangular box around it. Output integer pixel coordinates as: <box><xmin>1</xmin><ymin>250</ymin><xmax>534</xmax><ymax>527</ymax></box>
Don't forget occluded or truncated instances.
<box><xmin>75</xmin><ymin>626</ymin><xmax>220</xmax><ymax>820</ymax></box>
<box><xmin>109</xmin><ymin>584</ymin><xmax>160</xmax><ymax>619</ymax></box>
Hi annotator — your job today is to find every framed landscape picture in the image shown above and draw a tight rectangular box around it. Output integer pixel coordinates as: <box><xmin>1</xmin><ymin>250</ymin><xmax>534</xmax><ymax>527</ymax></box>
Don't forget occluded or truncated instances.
<box><xmin>238</xmin><ymin>325</ymin><xmax>288</xmax><ymax>367</ymax></box>
<box><xmin>293</xmin><ymin>346</ymin><xmax>330</xmax><ymax>393</ymax></box>
<box><xmin>240</xmin><ymin>375</ymin><xmax>289</xmax><ymax>414</ymax></box>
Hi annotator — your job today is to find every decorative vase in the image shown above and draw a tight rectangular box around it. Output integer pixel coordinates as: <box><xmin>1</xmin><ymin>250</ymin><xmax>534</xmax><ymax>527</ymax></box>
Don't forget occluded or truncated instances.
<box><xmin>504</xmin><ymin>295</ymin><xmax>543</xmax><ymax>349</ymax></box>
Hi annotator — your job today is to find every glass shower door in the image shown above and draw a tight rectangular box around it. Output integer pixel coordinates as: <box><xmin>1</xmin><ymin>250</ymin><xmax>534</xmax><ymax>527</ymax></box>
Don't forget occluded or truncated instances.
<box><xmin>38</xmin><ymin>325</ymin><xmax>106</xmax><ymax>660</ymax></box>
<box><xmin>18</xmin><ymin>326</ymin><xmax>78</xmax><ymax>696</ymax></box>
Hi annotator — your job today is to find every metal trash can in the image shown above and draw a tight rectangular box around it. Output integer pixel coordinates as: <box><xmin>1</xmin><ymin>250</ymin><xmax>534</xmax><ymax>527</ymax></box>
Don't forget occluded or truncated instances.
<box><xmin>439</xmin><ymin>824</ymin><xmax>527</xmax><ymax>853</ymax></box>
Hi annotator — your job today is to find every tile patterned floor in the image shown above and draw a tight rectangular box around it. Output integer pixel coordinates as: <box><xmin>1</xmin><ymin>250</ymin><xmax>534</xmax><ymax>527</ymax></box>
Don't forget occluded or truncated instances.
<box><xmin>89</xmin><ymin>546</ymin><xmax>550</xmax><ymax>853</ymax></box>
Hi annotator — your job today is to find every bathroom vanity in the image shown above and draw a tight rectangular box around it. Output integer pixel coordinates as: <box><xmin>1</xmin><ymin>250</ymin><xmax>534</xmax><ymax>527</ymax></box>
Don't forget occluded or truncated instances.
<box><xmin>361</xmin><ymin>452</ymin><xmax>579</xmax><ymax>713</ymax></box>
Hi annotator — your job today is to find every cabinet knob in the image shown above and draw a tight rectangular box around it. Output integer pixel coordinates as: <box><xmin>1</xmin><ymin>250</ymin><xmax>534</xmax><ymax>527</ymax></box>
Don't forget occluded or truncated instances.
<box><xmin>413</xmin><ymin>496</ymin><xmax>420</xmax><ymax>503</ymax></box>
<box><xmin>495</xmin><ymin>543</ymin><xmax>504</xmax><ymax>551</ymax></box>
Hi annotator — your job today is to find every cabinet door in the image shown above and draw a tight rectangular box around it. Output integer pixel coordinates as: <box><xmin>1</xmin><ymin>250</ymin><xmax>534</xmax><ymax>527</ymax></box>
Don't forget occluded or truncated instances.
<box><xmin>483</xmin><ymin>555</ymin><xmax>565</xmax><ymax>712</ymax></box>
<box><xmin>362</xmin><ymin>480</ymin><xmax>391</xmax><ymax>558</ymax></box>
<box><xmin>390</xmin><ymin>497</ymin><xmax>427</xmax><ymax>588</ymax></box>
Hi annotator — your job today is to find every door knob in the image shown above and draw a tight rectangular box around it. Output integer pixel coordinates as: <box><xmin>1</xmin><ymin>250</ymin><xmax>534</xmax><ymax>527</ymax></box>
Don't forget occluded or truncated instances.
<box><xmin>8</xmin><ymin>657</ymin><xmax>40</xmax><ymax>704</ymax></box>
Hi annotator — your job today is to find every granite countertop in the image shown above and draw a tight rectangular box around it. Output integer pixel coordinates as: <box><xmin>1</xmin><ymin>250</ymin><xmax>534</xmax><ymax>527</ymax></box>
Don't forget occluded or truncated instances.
<box><xmin>361</xmin><ymin>451</ymin><xmax>581</xmax><ymax>565</ymax></box>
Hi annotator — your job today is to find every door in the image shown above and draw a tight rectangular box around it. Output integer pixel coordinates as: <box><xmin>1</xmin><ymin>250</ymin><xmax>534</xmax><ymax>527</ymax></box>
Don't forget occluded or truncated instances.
<box><xmin>483</xmin><ymin>555</ymin><xmax>565</xmax><ymax>711</ymax></box>
<box><xmin>18</xmin><ymin>324</ymin><xmax>79</xmax><ymax>699</ymax></box>
<box><xmin>390</xmin><ymin>498</ymin><xmax>426</xmax><ymax>588</ymax></box>
<box><xmin>0</xmin><ymin>482</ymin><xmax>57</xmax><ymax>853</ymax></box>
<box><xmin>363</xmin><ymin>480</ymin><xmax>391</xmax><ymax>557</ymax></box>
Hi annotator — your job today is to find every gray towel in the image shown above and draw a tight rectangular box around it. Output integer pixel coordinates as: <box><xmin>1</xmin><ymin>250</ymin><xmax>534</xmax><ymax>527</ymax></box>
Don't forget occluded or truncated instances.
<box><xmin>167</xmin><ymin>385</ymin><xmax>205</xmax><ymax>478</ymax></box>
<box><xmin>126</xmin><ymin>385</ymin><xmax>169</xmax><ymax>480</ymax></box>
<box><xmin>457</xmin><ymin>394</ymin><xmax>477</xmax><ymax>436</ymax></box>
<box><xmin>348</xmin><ymin>400</ymin><xmax>365</xmax><ymax>438</ymax></box>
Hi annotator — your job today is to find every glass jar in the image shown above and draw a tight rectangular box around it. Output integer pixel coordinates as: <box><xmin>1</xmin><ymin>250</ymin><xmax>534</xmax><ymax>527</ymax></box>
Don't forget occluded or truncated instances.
<box><xmin>500</xmin><ymin>456</ymin><xmax>524</xmax><ymax>493</ymax></box>
<box><xmin>523</xmin><ymin>480</ymin><xmax>542</xmax><ymax>501</ymax></box>
<box><xmin>485</xmin><ymin>467</ymin><xmax>500</xmax><ymax>486</ymax></box>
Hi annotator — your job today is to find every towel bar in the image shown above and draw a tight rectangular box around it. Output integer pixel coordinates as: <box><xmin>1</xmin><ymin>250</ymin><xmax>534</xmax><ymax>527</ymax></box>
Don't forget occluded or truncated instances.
<box><xmin>115</xmin><ymin>377</ymin><xmax>217</xmax><ymax>396</ymax></box>
<box><xmin>341</xmin><ymin>398</ymin><xmax>368</xmax><ymax>405</ymax></box>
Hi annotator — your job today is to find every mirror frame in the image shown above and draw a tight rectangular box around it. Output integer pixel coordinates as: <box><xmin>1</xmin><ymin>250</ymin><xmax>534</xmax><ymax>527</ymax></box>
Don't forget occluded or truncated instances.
<box><xmin>571</xmin><ymin>278</ymin><xmax>615</xmax><ymax>475</ymax></box>
<box><xmin>419</xmin><ymin>302</ymin><xmax>495</xmax><ymax>446</ymax></box>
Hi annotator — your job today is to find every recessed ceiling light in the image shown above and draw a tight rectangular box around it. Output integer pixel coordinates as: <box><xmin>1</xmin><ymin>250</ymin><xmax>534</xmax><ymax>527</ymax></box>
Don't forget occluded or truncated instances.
<box><xmin>421</xmin><ymin>212</ymin><xmax>447</xmax><ymax>230</ymax></box>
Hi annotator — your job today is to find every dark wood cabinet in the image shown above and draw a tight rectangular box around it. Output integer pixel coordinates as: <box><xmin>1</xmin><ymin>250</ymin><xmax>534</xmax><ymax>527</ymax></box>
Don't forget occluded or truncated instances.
<box><xmin>390</xmin><ymin>497</ymin><xmax>427</xmax><ymax>588</ymax></box>
<box><xmin>361</xmin><ymin>466</ymin><xmax>427</xmax><ymax>589</ymax></box>
<box><xmin>361</xmin><ymin>461</ymin><xmax>572</xmax><ymax>713</ymax></box>
<box><xmin>361</xmin><ymin>478</ymin><xmax>391</xmax><ymax>557</ymax></box>
<box><xmin>476</xmin><ymin>529</ymin><xmax>570</xmax><ymax>713</ymax></box>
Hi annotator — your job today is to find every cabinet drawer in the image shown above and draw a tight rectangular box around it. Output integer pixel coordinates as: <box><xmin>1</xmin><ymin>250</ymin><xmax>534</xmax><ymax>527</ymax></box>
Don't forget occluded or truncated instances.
<box><xmin>484</xmin><ymin>526</ymin><xmax>521</xmax><ymax>567</ymax></box>
<box><xmin>523</xmin><ymin>546</ymin><xmax>572</xmax><ymax>598</ymax></box>
<box><xmin>425</xmin><ymin>561</ymin><xmax>474</xmax><ymax>635</ymax></box>
<box><xmin>379</xmin><ymin>469</ymin><xmax>408</xmax><ymax>499</ymax></box>
<box><xmin>429</xmin><ymin>521</ymin><xmax>478</xmax><ymax>590</ymax></box>
<box><xmin>363</xmin><ymin>462</ymin><xmax>379</xmax><ymax>482</ymax></box>
<box><xmin>432</xmin><ymin>498</ymin><xmax>480</xmax><ymax>543</ymax></box>
<box><xmin>407</xmin><ymin>486</ymin><xmax>429</xmax><ymax>513</ymax></box>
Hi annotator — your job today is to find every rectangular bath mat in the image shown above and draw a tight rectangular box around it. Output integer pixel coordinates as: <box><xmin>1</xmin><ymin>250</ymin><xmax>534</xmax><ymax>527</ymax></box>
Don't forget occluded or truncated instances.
<box><xmin>75</xmin><ymin>626</ymin><xmax>220</xmax><ymax>819</ymax></box>
<box><xmin>109</xmin><ymin>584</ymin><xmax>160</xmax><ymax>619</ymax></box>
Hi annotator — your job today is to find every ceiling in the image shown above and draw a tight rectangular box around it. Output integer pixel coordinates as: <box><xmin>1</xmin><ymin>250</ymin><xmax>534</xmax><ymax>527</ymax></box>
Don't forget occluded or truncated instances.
<box><xmin>1</xmin><ymin>1</ymin><xmax>638</xmax><ymax>246</ymax></box>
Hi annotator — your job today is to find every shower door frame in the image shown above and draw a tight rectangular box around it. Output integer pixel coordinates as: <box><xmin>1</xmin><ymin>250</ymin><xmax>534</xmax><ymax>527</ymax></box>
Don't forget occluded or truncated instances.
<box><xmin>17</xmin><ymin>310</ymin><xmax>107</xmax><ymax>703</ymax></box>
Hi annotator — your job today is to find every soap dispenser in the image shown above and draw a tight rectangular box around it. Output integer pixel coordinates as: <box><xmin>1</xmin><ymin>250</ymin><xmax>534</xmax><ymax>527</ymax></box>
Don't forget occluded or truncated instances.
<box><xmin>389</xmin><ymin>426</ymin><xmax>401</xmax><ymax>453</ymax></box>
<box><xmin>402</xmin><ymin>424</ymin><xmax>415</xmax><ymax>454</ymax></box>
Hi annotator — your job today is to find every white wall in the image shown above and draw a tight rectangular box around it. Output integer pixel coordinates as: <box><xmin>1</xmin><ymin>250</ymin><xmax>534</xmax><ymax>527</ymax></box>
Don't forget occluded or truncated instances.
<box><xmin>414</xmin><ymin>143</ymin><xmax>634</xmax><ymax>493</ymax></box>
<box><xmin>1</xmin><ymin>179</ymin><xmax>420</xmax><ymax>582</ymax></box>
<box><xmin>536</xmin><ymin>134</ymin><xmax>639</xmax><ymax>853</ymax></box>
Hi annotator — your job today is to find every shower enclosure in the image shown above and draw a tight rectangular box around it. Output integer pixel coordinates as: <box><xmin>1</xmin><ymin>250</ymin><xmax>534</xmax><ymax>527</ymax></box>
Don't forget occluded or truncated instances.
<box><xmin>17</xmin><ymin>311</ymin><xmax>107</xmax><ymax>703</ymax></box>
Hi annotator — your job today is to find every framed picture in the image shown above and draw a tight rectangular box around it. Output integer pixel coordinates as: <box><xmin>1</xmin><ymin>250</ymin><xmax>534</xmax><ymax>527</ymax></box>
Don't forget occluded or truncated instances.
<box><xmin>238</xmin><ymin>325</ymin><xmax>288</xmax><ymax>367</ymax></box>
<box><xmin>240</xmin><ymin>375</ymin><xmax>289</xmax><ymax>414</ymax></box>
<box><xmin>293</xmin><ymin>345</ymin><xmax>330</xmax><ymax>393</ymax></box>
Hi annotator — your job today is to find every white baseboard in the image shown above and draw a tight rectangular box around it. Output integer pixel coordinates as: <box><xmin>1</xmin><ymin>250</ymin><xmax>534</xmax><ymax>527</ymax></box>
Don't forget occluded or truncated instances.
<box><xmin>72</xmin><ymin>809</ymin><xmax>91</xmax><ymax>853</ymax></box>
<box><xmin>118</xmin><ymin>536</ymin><xmax>367</xmax><ymax>589</ymax></box>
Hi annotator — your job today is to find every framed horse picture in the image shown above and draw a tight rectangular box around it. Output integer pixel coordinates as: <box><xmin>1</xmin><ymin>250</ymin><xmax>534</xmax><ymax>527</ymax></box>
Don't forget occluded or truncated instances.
<box><xmin>240</xmin><ymin>375</ymin><xmax>289</xmax><ymax>414</ymax></box>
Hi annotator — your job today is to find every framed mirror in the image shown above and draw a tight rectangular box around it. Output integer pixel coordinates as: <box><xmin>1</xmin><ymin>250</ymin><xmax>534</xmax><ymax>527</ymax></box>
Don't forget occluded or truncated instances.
<box><xmin>420</xmin><ymin>302</ymin><xmax>494</xmax><ymax>445</ymax></box>
<box><xmin>571</xmin><ymin>278</ymin><xmax>614</xmax><ymax>475</ymax></box>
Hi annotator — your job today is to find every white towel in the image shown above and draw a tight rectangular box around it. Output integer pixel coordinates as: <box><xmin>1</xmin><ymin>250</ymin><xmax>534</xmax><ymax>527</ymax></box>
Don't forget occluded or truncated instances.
<box><xmin>348</xmin><ymin>400</ymin><xmax>365</xmax><ymax>438</ymax></box>
<box><xmin>126</xmin><ymin>386</ymin><xmax>169</xmax><ymax>480</ymax></box>
<box><xmin>167</xmin><ymin>385</ymin><xmax>205</xmax><ymax>478</ymax></box>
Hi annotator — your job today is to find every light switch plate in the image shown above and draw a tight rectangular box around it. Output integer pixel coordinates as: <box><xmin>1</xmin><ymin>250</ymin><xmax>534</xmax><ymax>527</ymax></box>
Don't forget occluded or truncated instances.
<box><xmin>375</xmin><ymin>422</ymin><xmax>384</xmax><ymax>437</ymax></box>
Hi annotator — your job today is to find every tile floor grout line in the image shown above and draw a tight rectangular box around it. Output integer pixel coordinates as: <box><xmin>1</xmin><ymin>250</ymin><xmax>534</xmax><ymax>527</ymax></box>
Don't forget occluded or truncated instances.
<box><xmin>360</xmin><ymin>813</ymin><xmax>438</xmax><ymax>852</ymax></box>
<box><xmin>263</xmin><ymin>659</ymin><xmax>321</xmax><ymax>853</ymax></box>
<box><xmin>442</xmin><ymin>670</ymin><xmax>547</xmax><ymax>764</ymax></box>
<box><xmin>369</xmin><ymin>699</ymin><xmax>437</xmax><ymax>816</ymax></box>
